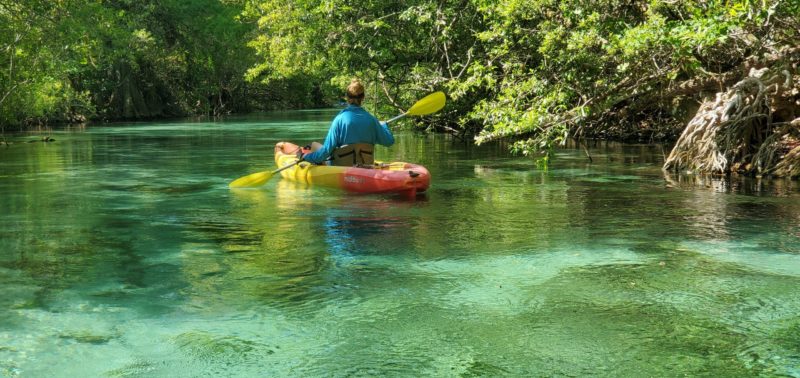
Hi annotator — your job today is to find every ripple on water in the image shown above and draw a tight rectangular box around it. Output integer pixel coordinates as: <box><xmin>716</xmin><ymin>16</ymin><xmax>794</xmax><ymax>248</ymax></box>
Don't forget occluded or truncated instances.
<box><xmin>3</xmin><ymin>120</ymin><xmax>800</xmax><ymax>376</ymax></box>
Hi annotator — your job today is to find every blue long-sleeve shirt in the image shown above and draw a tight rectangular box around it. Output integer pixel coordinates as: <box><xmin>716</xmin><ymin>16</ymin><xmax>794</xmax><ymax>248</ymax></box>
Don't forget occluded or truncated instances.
<box><xmin>303</xmin><ymin>105</ymin><xmax>395</xmax><ymax>164</ymax></box>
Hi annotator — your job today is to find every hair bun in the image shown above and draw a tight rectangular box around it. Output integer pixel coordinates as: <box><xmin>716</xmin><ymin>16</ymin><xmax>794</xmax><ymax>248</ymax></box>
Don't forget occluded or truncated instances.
<box><xmin>346</xmin><ymin>79</ymin><xmax>365</xmax><ymax>99</ymax></box>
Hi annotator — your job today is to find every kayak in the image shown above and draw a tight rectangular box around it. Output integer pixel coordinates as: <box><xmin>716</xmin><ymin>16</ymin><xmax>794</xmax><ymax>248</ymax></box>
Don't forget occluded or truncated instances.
<box><xmin>274</xmin><ymin>142</ymin><xmax>430</xmax><ymax>196</ymax></box>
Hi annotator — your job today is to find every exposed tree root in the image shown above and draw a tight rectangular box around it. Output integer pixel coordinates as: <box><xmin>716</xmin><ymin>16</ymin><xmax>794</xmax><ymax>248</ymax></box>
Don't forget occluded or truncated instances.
<box><xmin>664</xmin><ymin>50</ymin><xmax>800</xmax><ymax>178</ymax></box>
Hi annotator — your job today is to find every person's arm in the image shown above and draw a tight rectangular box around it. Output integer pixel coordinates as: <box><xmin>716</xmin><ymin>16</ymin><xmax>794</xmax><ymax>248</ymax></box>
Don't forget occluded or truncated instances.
<box><xmin>303</xmin><ymin>119</ymin><xmax>341</xmax><ymax>164</ymax></box>
<box><xmin>374</xmin><ymin>120</ymin><xmax>395</xmax><ymax>147</ymax></box>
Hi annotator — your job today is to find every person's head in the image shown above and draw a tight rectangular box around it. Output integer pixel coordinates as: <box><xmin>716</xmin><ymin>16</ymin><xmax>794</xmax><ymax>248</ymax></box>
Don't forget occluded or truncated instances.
<box><xmin>345</xmin><ymin>79</ymin><xmax>365</xmax><ymax>105</ymax></box>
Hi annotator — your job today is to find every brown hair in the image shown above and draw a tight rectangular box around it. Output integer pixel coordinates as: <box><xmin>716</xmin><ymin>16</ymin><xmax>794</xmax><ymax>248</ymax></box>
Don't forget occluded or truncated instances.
<box><xmin>346</xmin><ymin>79</ymin><xmax>365</xmax><ymax>105</ymax></box>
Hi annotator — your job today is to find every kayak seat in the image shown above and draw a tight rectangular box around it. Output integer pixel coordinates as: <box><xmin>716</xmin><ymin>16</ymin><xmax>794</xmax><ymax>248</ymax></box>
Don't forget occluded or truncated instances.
<box><xmin>332</xmin><ymin>143</ymin><xmax>374</xmax><ymax>167</ymax></box>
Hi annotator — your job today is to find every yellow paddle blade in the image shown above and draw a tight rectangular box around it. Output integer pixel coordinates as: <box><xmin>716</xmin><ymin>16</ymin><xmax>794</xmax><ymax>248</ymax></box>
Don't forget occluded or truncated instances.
<box><xmin>406</xmin><ymin>91</ymin><xmax>446</xmax><ymax>116</ymax></box>
<box><xmin>229</xmin><ymin>170</ymin><xmax>274</xmax><ymax>188</ymax></box>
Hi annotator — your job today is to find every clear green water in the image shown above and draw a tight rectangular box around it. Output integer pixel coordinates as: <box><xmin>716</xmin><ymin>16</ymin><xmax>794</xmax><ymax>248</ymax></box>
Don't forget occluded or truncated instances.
<box><xmin>1</xmin><ymin>111</ymin><xmax>799</xmax><ymax>377</ymax></box>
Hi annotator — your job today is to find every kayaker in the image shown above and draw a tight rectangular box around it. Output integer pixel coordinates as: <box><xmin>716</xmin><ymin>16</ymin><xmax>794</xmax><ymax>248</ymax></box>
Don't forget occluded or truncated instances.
<box><xmin>301</xmin><ymin>79</ymin><xmax>395</xmax><ymax>166</ymax></box>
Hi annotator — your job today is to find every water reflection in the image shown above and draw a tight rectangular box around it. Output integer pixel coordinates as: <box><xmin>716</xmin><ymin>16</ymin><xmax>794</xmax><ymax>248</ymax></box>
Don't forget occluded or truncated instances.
<box><xmin>204</xmin><ymin>181</ymin><xmax>416</xmax><ymax>308</ymax></box>
<box><xmin>664</xmin><ymin>171</ymin><xmax>800</xmax><ymax>196</ymax></box>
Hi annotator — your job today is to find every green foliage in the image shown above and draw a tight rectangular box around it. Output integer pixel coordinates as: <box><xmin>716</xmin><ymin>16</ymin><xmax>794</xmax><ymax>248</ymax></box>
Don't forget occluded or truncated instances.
<box><xmin>457</xmin><ymin>0</ymin><xmax>792</xmax><ymax>165</ymax></box>
<box><xmin>1</xmin><ymin>0</ymin><xmax>274</xmax><ymax>129</ymax></box>
<box><xmin>72</xmin><ymin>0</ymin><xmax>264</xmax><ymax>119</ymax></box>
<box><xmin>0</xmin><ymin>0</ymin><xmax>89</xmax><ymax>127</ymax></box>
<box><xmin>241</xmin><ymin>0</ymin><xmax>484</xmax><ymax>121</ymax></box>
<box><xmin>2</xmin><ymin>0</ymin><xmax>797</xmax><ymax>171</ymax></box>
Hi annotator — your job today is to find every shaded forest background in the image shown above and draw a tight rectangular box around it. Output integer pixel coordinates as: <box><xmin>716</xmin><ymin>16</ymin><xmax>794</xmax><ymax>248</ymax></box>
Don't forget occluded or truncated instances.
<box><xmin>2</xmin><ymin>0</ymin><xmax>798</xmax><ymax>174</ymax></box>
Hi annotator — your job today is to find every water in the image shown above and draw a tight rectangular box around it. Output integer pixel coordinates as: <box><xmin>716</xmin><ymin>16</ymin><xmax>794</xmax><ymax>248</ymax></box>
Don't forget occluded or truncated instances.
<box><xmin>1</xmin><ymin>111</ymin><xmax>799</xmax><ymax>377</ymax></box>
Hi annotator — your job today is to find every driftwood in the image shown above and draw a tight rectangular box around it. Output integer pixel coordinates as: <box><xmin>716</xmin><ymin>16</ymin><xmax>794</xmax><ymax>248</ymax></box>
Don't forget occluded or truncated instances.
<box><xmin>663</xmin><ymin>48</ymin><xmax>800</xmax><ymax>177</ymax></box>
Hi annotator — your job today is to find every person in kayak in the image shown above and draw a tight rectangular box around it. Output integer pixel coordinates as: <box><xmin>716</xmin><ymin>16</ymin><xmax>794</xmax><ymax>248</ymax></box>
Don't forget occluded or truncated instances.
<box><xmin>301</xmin><ymin>79</ymin><xmax>395</xmax><ymax>166</ymax></box>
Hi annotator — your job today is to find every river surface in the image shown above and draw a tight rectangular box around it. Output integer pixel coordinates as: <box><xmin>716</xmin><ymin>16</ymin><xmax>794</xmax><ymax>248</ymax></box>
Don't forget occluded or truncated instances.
<box><xmin>1</xmin><ymin>111</ymin><xmax>799</xmax><ymax>377</ymax></box>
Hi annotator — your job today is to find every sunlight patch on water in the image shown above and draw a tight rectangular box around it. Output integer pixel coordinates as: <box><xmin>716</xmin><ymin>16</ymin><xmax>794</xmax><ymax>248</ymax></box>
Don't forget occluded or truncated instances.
<box><xmin>680</xmin><ymin>239</ymin><xmax>800</xmax><ymax>277</ymax></box>
<box><xmin>3</xmin><ymin>241</ymin><xmax>800</xmax><ymax>376</ymax></box>
<box><xmin>382</xmin><ymin>247</ymin><xmax>644</xmax><ymax>315</ymax></box>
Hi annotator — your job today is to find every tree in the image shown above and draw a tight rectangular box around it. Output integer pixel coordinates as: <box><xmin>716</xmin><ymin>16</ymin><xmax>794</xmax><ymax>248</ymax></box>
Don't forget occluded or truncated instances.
<box><xmin>0</xmin><ymin>0</ymin><xmax>94</xmax><ymax>128</ymax></box>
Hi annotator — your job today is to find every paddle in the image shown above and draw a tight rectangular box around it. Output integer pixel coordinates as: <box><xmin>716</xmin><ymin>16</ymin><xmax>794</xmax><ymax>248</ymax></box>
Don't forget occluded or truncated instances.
<box><xmin>228</xmin><ymin>91</ymin><xmax>446</xmax><ymax>188</ymax></box>
<box><xmin>385</xmin><ymin>91</ymin><xmax>446</xmax><ymax>124</ymax></box>
<box><xmin>228</xmin><ymin>160</ymin><xmax>301</xmax><ymax>188</ymax></box>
